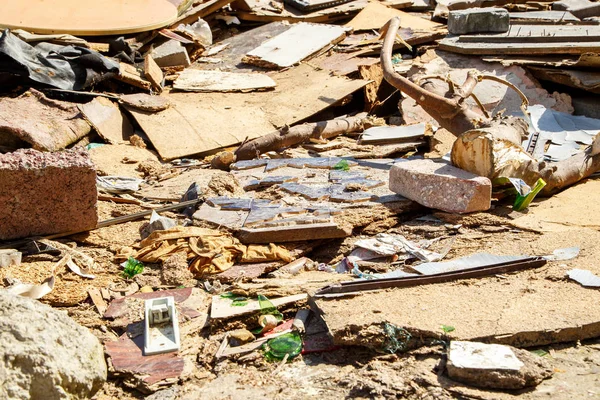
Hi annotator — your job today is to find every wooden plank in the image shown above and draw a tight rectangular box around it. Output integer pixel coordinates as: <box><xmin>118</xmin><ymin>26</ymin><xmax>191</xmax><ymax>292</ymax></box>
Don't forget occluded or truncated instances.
<box><xmin>116</xmin><ymin>62</ymin><xmax>152</xmax><ymax>91</ymax></box>
<box><xmin>345</xmin><ymin>1</ymin><xmax>443</xmax><ymax>31</ymax></box>
<box><xmin>78</xmin><ymin>97</ymin><xmax>133</xmax><ymax>144</ymax></box>
<box><xmin>126</xmin><ymin>64</ymin><xmax>368</xmax><ymax>159</ymax></box>
<box><xmin>439</xmin><ymin>36</ymin><xmax>600</xmax><ymax>55</ymax></box>
<box><xmin>173</xmin><ymin>69</ymin><xmax>276</xmax><ymax>92</ymax></box>
<box><xmin>243</xmin><ymin>23</ymin><xmax>349</xmax><ymax>68</ymax></box>
<box><xmin>144</xmin><ymin>54</ymin><xmax>164</xmax><ymax>93</ymax></box>
<box><xmin>210</xmin><ymin>293</ymin><xmax>307</xmax><ymax>319</ymax></box>
<box><xmin>458</xmin><ymin>25</ymin><xmax>600</xmax><ymax>43</ymax></box>
<box><xmin>233</xmin><ymin>0</ymin><xmax>412</xmax><ymax>23</ymax></box>
<box><xmin>0</xmin><ymin>0</ymin><xmax>177</xmax><ymax>36</ymax></box>
<box><xmin>529</xmin><ymin>67</ymin><xmax>600</xmax><ymax>94</ymax></box>
<box><xmin>509</xmin><ymin>10</ymin><xmax>581</xmax><ymax>23</ymax></box>
<box><xmin>87</xmin><ymin>288</ymin><xmax>107</xmax><ymax>315</ymax></box>
<box><xmin>171</xmin><ymin>0</ymin><xmax>236</xmax><ymax>26</ymax></box>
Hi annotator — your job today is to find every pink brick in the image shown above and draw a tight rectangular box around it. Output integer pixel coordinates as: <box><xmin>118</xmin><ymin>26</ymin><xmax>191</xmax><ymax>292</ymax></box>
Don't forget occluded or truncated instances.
<box><xmin>0</xmin><ymin>148</ymin><xmax>97</xmax><ymax>240</ymax></box>
<box><xmin>389</xmin><ymin>159</ymin><xmax>491</xmax><ymax>214</ymax></box>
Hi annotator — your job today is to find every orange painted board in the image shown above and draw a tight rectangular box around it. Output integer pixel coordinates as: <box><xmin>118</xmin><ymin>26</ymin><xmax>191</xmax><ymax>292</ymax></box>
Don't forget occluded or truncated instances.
<box><xmin>0</xmin><ymin>0</ymin><xmax>178</xmax><ymax>36</ymax></box>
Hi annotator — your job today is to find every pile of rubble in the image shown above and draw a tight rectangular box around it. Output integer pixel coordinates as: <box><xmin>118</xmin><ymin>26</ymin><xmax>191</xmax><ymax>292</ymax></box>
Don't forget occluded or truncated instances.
<box><xmin>1</xmin><ymin>0</ymin><xmax>600</xmax><ymax>398</ymax></box>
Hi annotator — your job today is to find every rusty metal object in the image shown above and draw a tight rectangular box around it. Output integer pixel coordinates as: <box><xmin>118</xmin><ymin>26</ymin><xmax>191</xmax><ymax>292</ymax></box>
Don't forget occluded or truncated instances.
<box><xmin>314</xmin><ymin>256</ymin><xmax>547</xmax><ymax>296</ymax></box>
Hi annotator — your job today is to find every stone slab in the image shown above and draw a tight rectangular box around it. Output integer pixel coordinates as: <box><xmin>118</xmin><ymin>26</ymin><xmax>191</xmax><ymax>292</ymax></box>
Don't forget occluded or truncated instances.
<box><xmin>447</xmin><ymin>341</ymin><xmax>553</xmax><ymax>389</ymax></box>
<box><xmin>448</xmin><ymin>7</ymin><xmax>509</xmax><ymax>35</ymax></box>
<box><xmin>310</xmin><ymin>276</ymin><xmax>600</xmax><ymax>350</ymax></box>
<box><xmin>0</xmin><ymin>148</ymin><xmax>97</xmax><ymax>240</ymax></box>
<box><xmin>389</xmin><ymin>159</ymin><xmax>491</xmax><ymax>214</ymax></box>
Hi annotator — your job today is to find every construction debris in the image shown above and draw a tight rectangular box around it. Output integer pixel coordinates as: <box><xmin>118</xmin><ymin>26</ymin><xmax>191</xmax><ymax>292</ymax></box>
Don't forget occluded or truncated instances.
<box><xmin>2</xmin><ymin>2</ymin><xmax>600</xmax><ymax>398</ymax></box>
<box><xmin>0</xmin><ymin>148</ymin><xmax>97</xmax><ymax>240</ymax></box>
<box><xmin>389</xmin><ymin>159</ymin><xmax>492</xmax><ymax>213</ymax></box>
<box><xmin>447</xmin><ymin>341</ymin><xmax>553</xmax><ymax>389</ymax></box>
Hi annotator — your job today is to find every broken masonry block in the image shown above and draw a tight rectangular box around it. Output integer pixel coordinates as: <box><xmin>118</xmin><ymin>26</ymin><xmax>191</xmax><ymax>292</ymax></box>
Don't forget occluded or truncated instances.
<box><xmin>389</xmin><ymin>159</ymin><xmax>491</xmax><ymax>214</ymax></box>
<box><xmin>151</xmin><ymin>40</ymin><xmax>191</xmax><ymax>68</ymax></box>
<box><xmin>447</xmin><ymin>341</ymin><xmax>553</xmax><ymax>390</ymax></box>
<box><xmin>447</xmin><ymin>7</ymin><xmax>510</xmax><ymax>35</ymax></box>
<box><xmin>0</xmin><ymin>148</ymin><xmax>98</xmax><ymax>240</ymax></box>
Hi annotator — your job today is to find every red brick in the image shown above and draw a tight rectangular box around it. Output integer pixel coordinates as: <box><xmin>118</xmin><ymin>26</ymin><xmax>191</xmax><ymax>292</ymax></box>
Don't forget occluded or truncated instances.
<box><xmin>0</xmin><ymin>148</ymin><xmax>97</xmax><ymax>240</ymax></box>
<box><xmin>389</xmin><ymin>159</ymin><xmax>491</xmax><ymax>214</ymax></box>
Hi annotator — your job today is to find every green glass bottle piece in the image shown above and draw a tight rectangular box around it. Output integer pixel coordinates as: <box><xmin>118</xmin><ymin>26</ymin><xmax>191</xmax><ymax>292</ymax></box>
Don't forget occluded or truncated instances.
<box><xmin>263</xmin><ymin>332</ymin><xmax>303</xmax><ymax>361</ymax></box>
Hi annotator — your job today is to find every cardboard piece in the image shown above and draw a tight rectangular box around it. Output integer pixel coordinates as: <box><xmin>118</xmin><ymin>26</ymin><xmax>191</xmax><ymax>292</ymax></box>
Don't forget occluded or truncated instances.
<box><xmin>79</xmin><ymin>97</ymin><xmax>133</xmax><ymax>144</ymax></box>
<box><xmin>126</xmin><ymin>64</ymin><xmax>368</xmax><ymax>159</ymax></box>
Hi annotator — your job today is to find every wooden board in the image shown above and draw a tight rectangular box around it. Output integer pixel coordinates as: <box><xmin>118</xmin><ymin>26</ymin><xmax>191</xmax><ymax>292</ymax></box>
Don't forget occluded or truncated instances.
<box><xmin>509</xmin><ymin>10</ymin><xmax>581</xmax><ymax>23</ymax></box>
<box><xmin>458</xmin><ymin>25</ymin><xmax>600</xmax><ymax>43</ymax></box>
<box><xmin>78</xmin><ymin>97</ymin><xmax>133</xmax><ymax>144</ymax></box>
<box><xmin>243</xmin><ymin>23</ymin><xmax>349</xmax><ymax>68</ymax></box>
<box><xmin>232</xmin><ymin>0</ymin><xmax>412</xmax><ymax>23</ymax></box>
<box><xmin>0</xmin><ymin>0</ymin><xmax>178</xmax><ymax>36</ymax></box>
<box><xmin>529</xmin><ymin>67</ymin><xmax>600</xmax><ymax>94</ymax></box>
<box><xmin>126</xmin><ymin>64</ymin><xmax>368</xmax><ymax>159</ymax></box>
<box><xmin>439</xmin><ymin>36</ymin><xmax>600</xmax><ymax>55</ymax></box>
<box><xmin>173</xmin><ymin>69</ymin><xmax>277</xmax><ymax>92</ymax></box>
<box><xmin>345</xmin><ymin>1</ymin><xmax>443</xmax><ymax>31</ymax></box>
<box><xmin>211</xmin><ymin>293</ymin><xmax>307</xmax><ymax>319</ymax></box>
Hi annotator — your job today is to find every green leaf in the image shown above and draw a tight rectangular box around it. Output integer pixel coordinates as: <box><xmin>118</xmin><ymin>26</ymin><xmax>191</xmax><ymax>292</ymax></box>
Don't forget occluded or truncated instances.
<box><xmin>441</xmin><ymin>325</ymin><xmax>455</xmax><ymax>333</ymax></box>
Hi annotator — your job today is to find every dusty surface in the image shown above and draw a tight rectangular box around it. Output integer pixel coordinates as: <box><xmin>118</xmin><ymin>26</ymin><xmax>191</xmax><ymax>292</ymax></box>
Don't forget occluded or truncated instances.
<box><xmin>2</xmin><ymin>170</ymin><xmax>599</xmax><ymax>400</ymax></box>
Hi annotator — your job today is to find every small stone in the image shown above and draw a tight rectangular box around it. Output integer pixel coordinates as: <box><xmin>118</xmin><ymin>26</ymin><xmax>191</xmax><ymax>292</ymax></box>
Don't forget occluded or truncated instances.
<box><xmin>389</xmin><ymin>159</ymin><xmax>491</xmax><ymax>214</ymax></box>
<box><xmin>448</xmin><ymin>8</ymin><xmax>509</xmax><ymax>35</ymax></box>
<box><xmin>139</xmin><ymin>286</ymin><xmax>154</xmax><ymax>293</ymax></box>
<box><xmin>447</xmin><ymin>341</ymin><xmax>553</xmax><ymax>390</ymax></box>
<box><xmin>229</xmin><ymin>329</ymin><xmax>256</xmax><ymax>347</ymax></box>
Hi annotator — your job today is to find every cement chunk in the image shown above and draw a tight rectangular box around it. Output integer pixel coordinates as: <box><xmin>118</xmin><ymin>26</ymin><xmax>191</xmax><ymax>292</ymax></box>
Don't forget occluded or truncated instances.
<box><xmin>0</xmin><ymin>148</ymin><xmax>98</xmax><ymax>240</ymax></box>
<box><xmin>448</xmin><ymin>7</ymin><xmax>510</xmax><ymax>35</ymax></box>
<box><xmin>389</xmin><ymin>159</ymin><xmax>491</xmax><ymax>214</ymax></box>
<box><xmin>447</xmin><ymin>341</ymin><xmax>553</xmax><ymax>389</ymax></box>
<box><xmin>151</xmin><ymin>40</ymin><xmax>191</xmax><ymax>68</ymax></box>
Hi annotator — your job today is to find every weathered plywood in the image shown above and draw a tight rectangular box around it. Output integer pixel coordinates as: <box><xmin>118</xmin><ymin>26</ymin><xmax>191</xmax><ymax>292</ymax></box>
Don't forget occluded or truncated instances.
<box><xmin>0</xmin><ymin>0</ymin><xmax>177</xmax><ymax>36</ymax></box>
<box><xmin>243</xmin><ymin>23</ymin><xmax>349</xmax><ymax>68</ymax></box>
<box><xmin>529</xmin><ymin>67</ymin><xmax>600</xmax><ymax>93</ymax></box>
<box><xmin>345</xmin><ymin>1</ymin><xmax>443</xmax><ymax>31</ymax></box>
<box><xmin>173</xmin><ymin>69</ymin><xmax>276</xmax><ymax>92</ymax></box>
<box><xmin>509</xmin><ymin>10</ymin><xmax>580</xmax><ymax>23</ymax></box>
<box><xmin>79</xmin><ymin>97</ymin><xmax>133</xmax><ymax>144</ymax></box>
<box><xmin>211</xmin><ymin>293</ymin><xmax>307</xmax><ymax>319</ymax></box>
<box><xmin>127</xmin><ymin>64</ymin><xmax>368</xmax><ymax>159</ymax></box>
<box><xmin>439</xmin><ymin>36</ymin><xmax>600</xmax><ymax>55</ymax></box>
<box><xmin>233</xmin><ymin>0</ymin><xmax>412</xmax><ymax>23</ymax></box>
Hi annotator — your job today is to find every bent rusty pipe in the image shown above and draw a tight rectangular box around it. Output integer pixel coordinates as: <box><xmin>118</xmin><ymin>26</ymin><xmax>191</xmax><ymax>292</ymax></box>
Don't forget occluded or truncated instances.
<box><xmin>380</xmin><ymin>17</ymin><xmax>488</xmax><ymax>135</ymax></box>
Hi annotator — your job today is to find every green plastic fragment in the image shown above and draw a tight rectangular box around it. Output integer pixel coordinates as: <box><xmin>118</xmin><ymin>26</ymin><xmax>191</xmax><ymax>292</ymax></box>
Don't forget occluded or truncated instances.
<box><xmin>258</xmin><ymin>294</ymin><xmax>283</xmax><ymax>321</ymax></box>
<box><xmin>231</xmin><ymin>297</ymin><xmax>249</xmax><ymax>307</ymax></box>
<box><xmin>220</xmin><ymin>292</ymin><xmax>236</xmax><ymax>298</ymax></box>
<box><xmin>530</xmin><ymin>349</ymin><xmax>549</xmax><ymax>357</ymax></box>
<box><xmin>263</xmin><ymin>331</ymin><xmax>303</xmax><ymax>361</ymax></box>
<box><xmin>122</xmin><ymin>257</ymin><xmax>144</xmax><ymax>279</ymax></box>
<box><xmin>441</xmin><ymin>325</ymin><xmax>455</xmax><ymax>333</ymax></box>
<box><xmin>333</xmin><ymin>159</ymin><xmax>350</xmax><ymax>171</ymax></box>
<box><xmin>513</xmin><ymin>178</ymin><xmax>546</xmax><ymax>211</ymax></box>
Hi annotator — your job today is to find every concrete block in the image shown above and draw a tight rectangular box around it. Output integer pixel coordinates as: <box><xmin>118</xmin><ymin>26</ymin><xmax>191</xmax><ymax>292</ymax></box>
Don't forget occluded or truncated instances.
<box><xmin>447</xmin><ymin>341</ymin><xmax>553</xmax><ymax>389</ymax></box>
<box><xmin>151</xmin><ymin>41</ymin><xmax>191</xmax><ymax>68</ymax></box>
<box><xmin>448</xmin><ymin>7</ymin><xmax>510</xmax><ymax>35</ymax></box>
<box><xmin>0</xmin><ymin>148</ymin><xmax>98</xmax><ymax>240</ymax></box>
<box><xmin>389</xmin><ymin>158</ymin><xmax>491</xmax><ymax>214</ymax></box>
